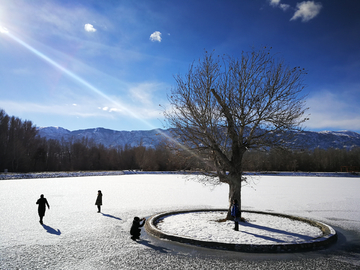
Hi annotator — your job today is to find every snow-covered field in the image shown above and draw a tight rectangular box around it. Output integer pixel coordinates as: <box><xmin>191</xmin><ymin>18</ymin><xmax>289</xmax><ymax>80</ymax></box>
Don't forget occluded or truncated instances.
<box><xmin>0</xmin><ymin>173</ymin><xmax>359</xmax><ymax>269</ymax></box>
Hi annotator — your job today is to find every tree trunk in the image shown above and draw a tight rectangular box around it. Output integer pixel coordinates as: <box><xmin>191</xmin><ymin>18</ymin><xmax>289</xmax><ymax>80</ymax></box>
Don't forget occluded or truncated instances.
<box><xmin>226</xmin><ymin>181</ymin><xmax>241</xmax><ymax>220</ymax></box>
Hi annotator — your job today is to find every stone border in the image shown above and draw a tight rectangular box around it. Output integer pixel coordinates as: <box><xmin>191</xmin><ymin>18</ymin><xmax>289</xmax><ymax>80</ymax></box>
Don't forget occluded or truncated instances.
<box><xmin>145</xmin><ymin>209</ymin><xmax>337</xmax><ymax>253</ymax></box>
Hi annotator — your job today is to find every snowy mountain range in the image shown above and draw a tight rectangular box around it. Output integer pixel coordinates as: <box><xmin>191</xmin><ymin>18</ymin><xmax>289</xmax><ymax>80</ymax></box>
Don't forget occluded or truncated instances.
<box><xmin>37</xmin><ymin>127</ymin><xmax>173</xmax><ymax>149</ymax></box>
<box><xmin>37</xmin><ymin>127</ymin><xmax>360</xmax><ymax>150</ymax></box>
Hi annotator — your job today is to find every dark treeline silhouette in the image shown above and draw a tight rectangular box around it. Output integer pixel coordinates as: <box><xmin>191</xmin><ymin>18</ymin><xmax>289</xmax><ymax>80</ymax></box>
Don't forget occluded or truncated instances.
<box><xmin>0</xmin><ymin>109</ymin><xmax>40</xmax><ymax>172</ymax></box>
<box><xmin>0</xmin><ymin>109</ymin><xmax>359</xmax><ymax>173</ymax></box>
<box><xmin>243</xmin><ymin>147</ymin><xmax>360</xmax><ymax>172</ymax></box>
<box><xmin>0</xmin><ymin>110</ymin><xmax>195</xmax><ymax>172</ymax></box>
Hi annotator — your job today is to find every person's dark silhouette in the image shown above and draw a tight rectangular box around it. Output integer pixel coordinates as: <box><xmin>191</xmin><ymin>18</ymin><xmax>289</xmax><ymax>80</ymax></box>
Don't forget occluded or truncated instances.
<box><xmin>95</xmin><ymin>190</ymin><xmax>102</xmax><ymax>213</ymax></box>
<box><xmin>36</xmin><ymin>194</ymin><xmax>50</xmax><ymax>225</ymax></box>
<box><xmin>130</xmin><ymin>217</ymin><xmax>146</xmax><ymax>241</ymax></box>
<box><xmin>231</xmin><ymin>199</ymin><xmax>240</xmax><ymax>231</ymax></box>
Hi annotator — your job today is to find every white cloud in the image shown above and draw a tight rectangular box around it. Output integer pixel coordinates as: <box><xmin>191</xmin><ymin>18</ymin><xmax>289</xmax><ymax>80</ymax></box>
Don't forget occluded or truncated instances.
<box><xmin>128</xmin><ymin>82</ymin><xmax>163</xmax><ymax>106</ymax></box>
<box><xmin>269</xmin><ymin>0</ymin><xmax>281</xmax><ymax>7</ymax></box>
<box><xmin>268</xmin><ymin>0</ymin><xmax>321</xmax><ymax>19</ymax></box>
<box><xmin>0</xmin><ymin>100</ymin><xmax>97</xmax><ymax>118</ymax></box>
<box><xmin>84</xmin><ymin>23</ymin><xmax>96</xmax><ymax>32</ymax></box>
<box><xmin>279</xmin><ymin>4</ymin><xmax>290</xmax><ymax>11</ymax></box>
<box><xmin>11</xmin><ymin>1</ymin><xmax>111</xmax><ymax>37</ymax></box>
<box><xmin>108</xmin><ymin>108</ymin><xmax>121</xmax><ymax>113</ymax></box>
<box><xmin>269</xmin><ymin>0</ymin><xmax>289</xmax><ymax>10</ymax></box>
<box><xmin>305</xmin><ymin>91</ymin><xmax>360</xmax><ymax>131</ymax></box>
<box><xmin>290</xmin><ymin>1</ymin><xmax>322</xmax><ymax>22</ymax></box>
<box><xmin>150</xmin><ymin>31</ymin><xmax>162</xmax><ymax>42</ymax></box>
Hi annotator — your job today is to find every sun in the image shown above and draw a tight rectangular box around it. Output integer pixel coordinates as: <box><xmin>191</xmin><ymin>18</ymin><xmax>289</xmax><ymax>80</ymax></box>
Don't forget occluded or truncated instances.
<box><xmin>0</xmin><ymin>26</ymin><xmax>9</xmax><ymax>33</ymax></box>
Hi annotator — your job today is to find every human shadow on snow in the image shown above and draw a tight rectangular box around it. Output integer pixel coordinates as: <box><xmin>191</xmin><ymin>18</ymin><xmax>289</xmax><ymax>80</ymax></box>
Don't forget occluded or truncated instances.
<box><xmin>137</xmin><ymin>239</ymin><xmax>171</xmax><ymax>253</ymax></box>
<box><xmin>240</xmin><ymin>222</ymin><xmax>314</xmax><ymax>242</ymax></box>
<box><xmin>42</xmin><ymin>224</ymin><xmax>61</xmax><ymax>235</ymax></box>
<box><xmin>101</xmin><ymin>213</ymin><xmax>122</xmax><ymax>221</ymax></box>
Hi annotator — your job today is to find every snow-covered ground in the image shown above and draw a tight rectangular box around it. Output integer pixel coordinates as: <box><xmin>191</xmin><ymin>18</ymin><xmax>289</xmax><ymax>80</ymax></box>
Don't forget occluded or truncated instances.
<box><xmin>156</xmin><ymin>211</ymin><xmax>325</xmax><ymax>245</ymax></box>
<box><xmin>0</xmin><ymin>173</ymin><xmax>359</xmax><ymax>269</ymax></box>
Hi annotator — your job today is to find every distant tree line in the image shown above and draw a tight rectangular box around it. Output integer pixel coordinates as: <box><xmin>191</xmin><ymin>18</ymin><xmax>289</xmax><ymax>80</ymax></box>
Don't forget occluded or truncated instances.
<box><xmin>0</xmin><ymin>110</ymin><xmax>199</xmax><ymax>173</ymax></box>
<box><xmin>0</xmin><ymin>109</ymin><xmax>359</xmax><ymax>173</ymax></box>
<box><xmin>243</xmin><ymin>147</ymin><xmax>360</xmax><ymax>172</ymax></box>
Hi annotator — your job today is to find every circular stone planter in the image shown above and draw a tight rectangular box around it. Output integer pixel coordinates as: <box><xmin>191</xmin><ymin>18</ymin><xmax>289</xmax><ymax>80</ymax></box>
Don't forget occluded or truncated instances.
<box><xmin>145</xmin><ymin>209</ymin><xmax>337</xmax><ymax>253</ymax></box>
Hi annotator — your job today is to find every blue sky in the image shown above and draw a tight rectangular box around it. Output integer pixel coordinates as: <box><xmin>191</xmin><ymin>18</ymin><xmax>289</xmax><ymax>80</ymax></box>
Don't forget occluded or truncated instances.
<box><xmin>0</xmin><ymin>0</ymin><xmax>359</xmax><ymax>132</ymax></box>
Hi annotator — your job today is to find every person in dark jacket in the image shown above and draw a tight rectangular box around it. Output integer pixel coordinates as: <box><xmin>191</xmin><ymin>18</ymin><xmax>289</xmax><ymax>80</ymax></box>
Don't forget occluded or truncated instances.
<box><xmin>36</xmin><ymin>194</ymin><xmax>50</xmax><ymax>225</ymax></box>
<box><xmin>95</xmin><ymin>190</ymin><xmax>102</xmax><ymax>213</ymax></box>
<box><xmin>231</xmin><ymin>199</ymin><xmax>240</xmax><ymax>231</ymax></box>
<box><xmin>130</xmin><ymin>217</ymin><xmax>146</xmax><ymax>241</ymax></box>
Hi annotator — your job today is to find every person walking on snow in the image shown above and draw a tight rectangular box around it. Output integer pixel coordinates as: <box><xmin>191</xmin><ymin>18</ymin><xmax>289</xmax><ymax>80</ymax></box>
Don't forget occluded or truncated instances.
<box><xmin>36</xmin><ymin>194</ymin><xmax>50</xmax><ymax>225</ymax></box>
<box><xmin>95</xmin><ymin>190</ymin><xmax>102</xmax><ymax>213</ymax></box>
<box><xmin>231</xmin><ymin>199</ymin><xmax>240</xmax><ymax>231</ymax></box>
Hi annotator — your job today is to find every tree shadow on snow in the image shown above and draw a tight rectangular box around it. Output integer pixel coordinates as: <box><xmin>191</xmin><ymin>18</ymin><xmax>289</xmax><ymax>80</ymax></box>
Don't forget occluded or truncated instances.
<box><xmin>42</xmin><ymin>224</ymin><xmax>61</xmax><ymax>235</ymax></box>
<box><xmin>102</xmin><ymin>213</ymin><xmax>122</xmax><ymax>221</ymax></box>
<box><xmin>241</xmin><ymin>222</ymin><xmax>313</xmax><ymax>242</ymax></box>
<box><xmin>241</xmin><ymin>230</ymin><xmax>287</xmax><ymax>243</ymax></box>
<box><xmin>137</xmin><ymin>239</ymin><xmax>171</xmax><ymax>253</ymax></box>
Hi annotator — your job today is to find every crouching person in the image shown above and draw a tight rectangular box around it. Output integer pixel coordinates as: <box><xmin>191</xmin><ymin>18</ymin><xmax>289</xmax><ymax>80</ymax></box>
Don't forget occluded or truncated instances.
<box><xmin>130</xmin><ymin>217</ymin><xmax>146</xmax><ymax>241</ymax></box>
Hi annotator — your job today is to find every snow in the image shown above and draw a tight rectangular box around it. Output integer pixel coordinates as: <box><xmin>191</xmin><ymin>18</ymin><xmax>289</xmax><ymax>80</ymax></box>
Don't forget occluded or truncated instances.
<box><xmin>0</xmin><ymin>173</ymin><xmax>359</xmax><ymax>269</ymax></box>
<box><xmin>156</xmin><ymin>211</ymin><xmax>324</xmax><ymax>245</ymax></box>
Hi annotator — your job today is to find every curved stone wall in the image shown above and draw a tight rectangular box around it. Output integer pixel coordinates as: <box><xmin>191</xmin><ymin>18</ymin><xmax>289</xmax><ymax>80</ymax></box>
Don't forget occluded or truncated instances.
<box><xmin>145</xmin><ymin>209</ymin><xmax>337</xmax><ymax>253</ymax></box>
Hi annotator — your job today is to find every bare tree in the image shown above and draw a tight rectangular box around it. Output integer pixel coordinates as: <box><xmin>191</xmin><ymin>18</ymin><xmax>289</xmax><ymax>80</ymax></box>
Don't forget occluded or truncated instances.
<box><xmin>164</xmin><ymin>48</ymin><xmax>309</xmax><ymax>219</ymax></box>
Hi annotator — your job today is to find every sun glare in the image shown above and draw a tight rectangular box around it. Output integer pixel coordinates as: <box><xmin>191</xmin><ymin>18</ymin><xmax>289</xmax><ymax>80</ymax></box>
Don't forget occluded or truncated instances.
<box><xmin>0</xmin><ymin>26</ymin><xmax>9</xmax><ymax>33</ymax></box>
<box><xmin>2</xmin><ymin>30</ymin><xmax>202</xmax><ymax>162</ymax></box>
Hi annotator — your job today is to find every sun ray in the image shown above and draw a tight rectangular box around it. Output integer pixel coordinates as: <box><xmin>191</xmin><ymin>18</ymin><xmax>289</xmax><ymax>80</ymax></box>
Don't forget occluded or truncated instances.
<box><xmin>1</xmin><ymin>29</ymin><xmax>205</xmax><ymax>163</ymax></box>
